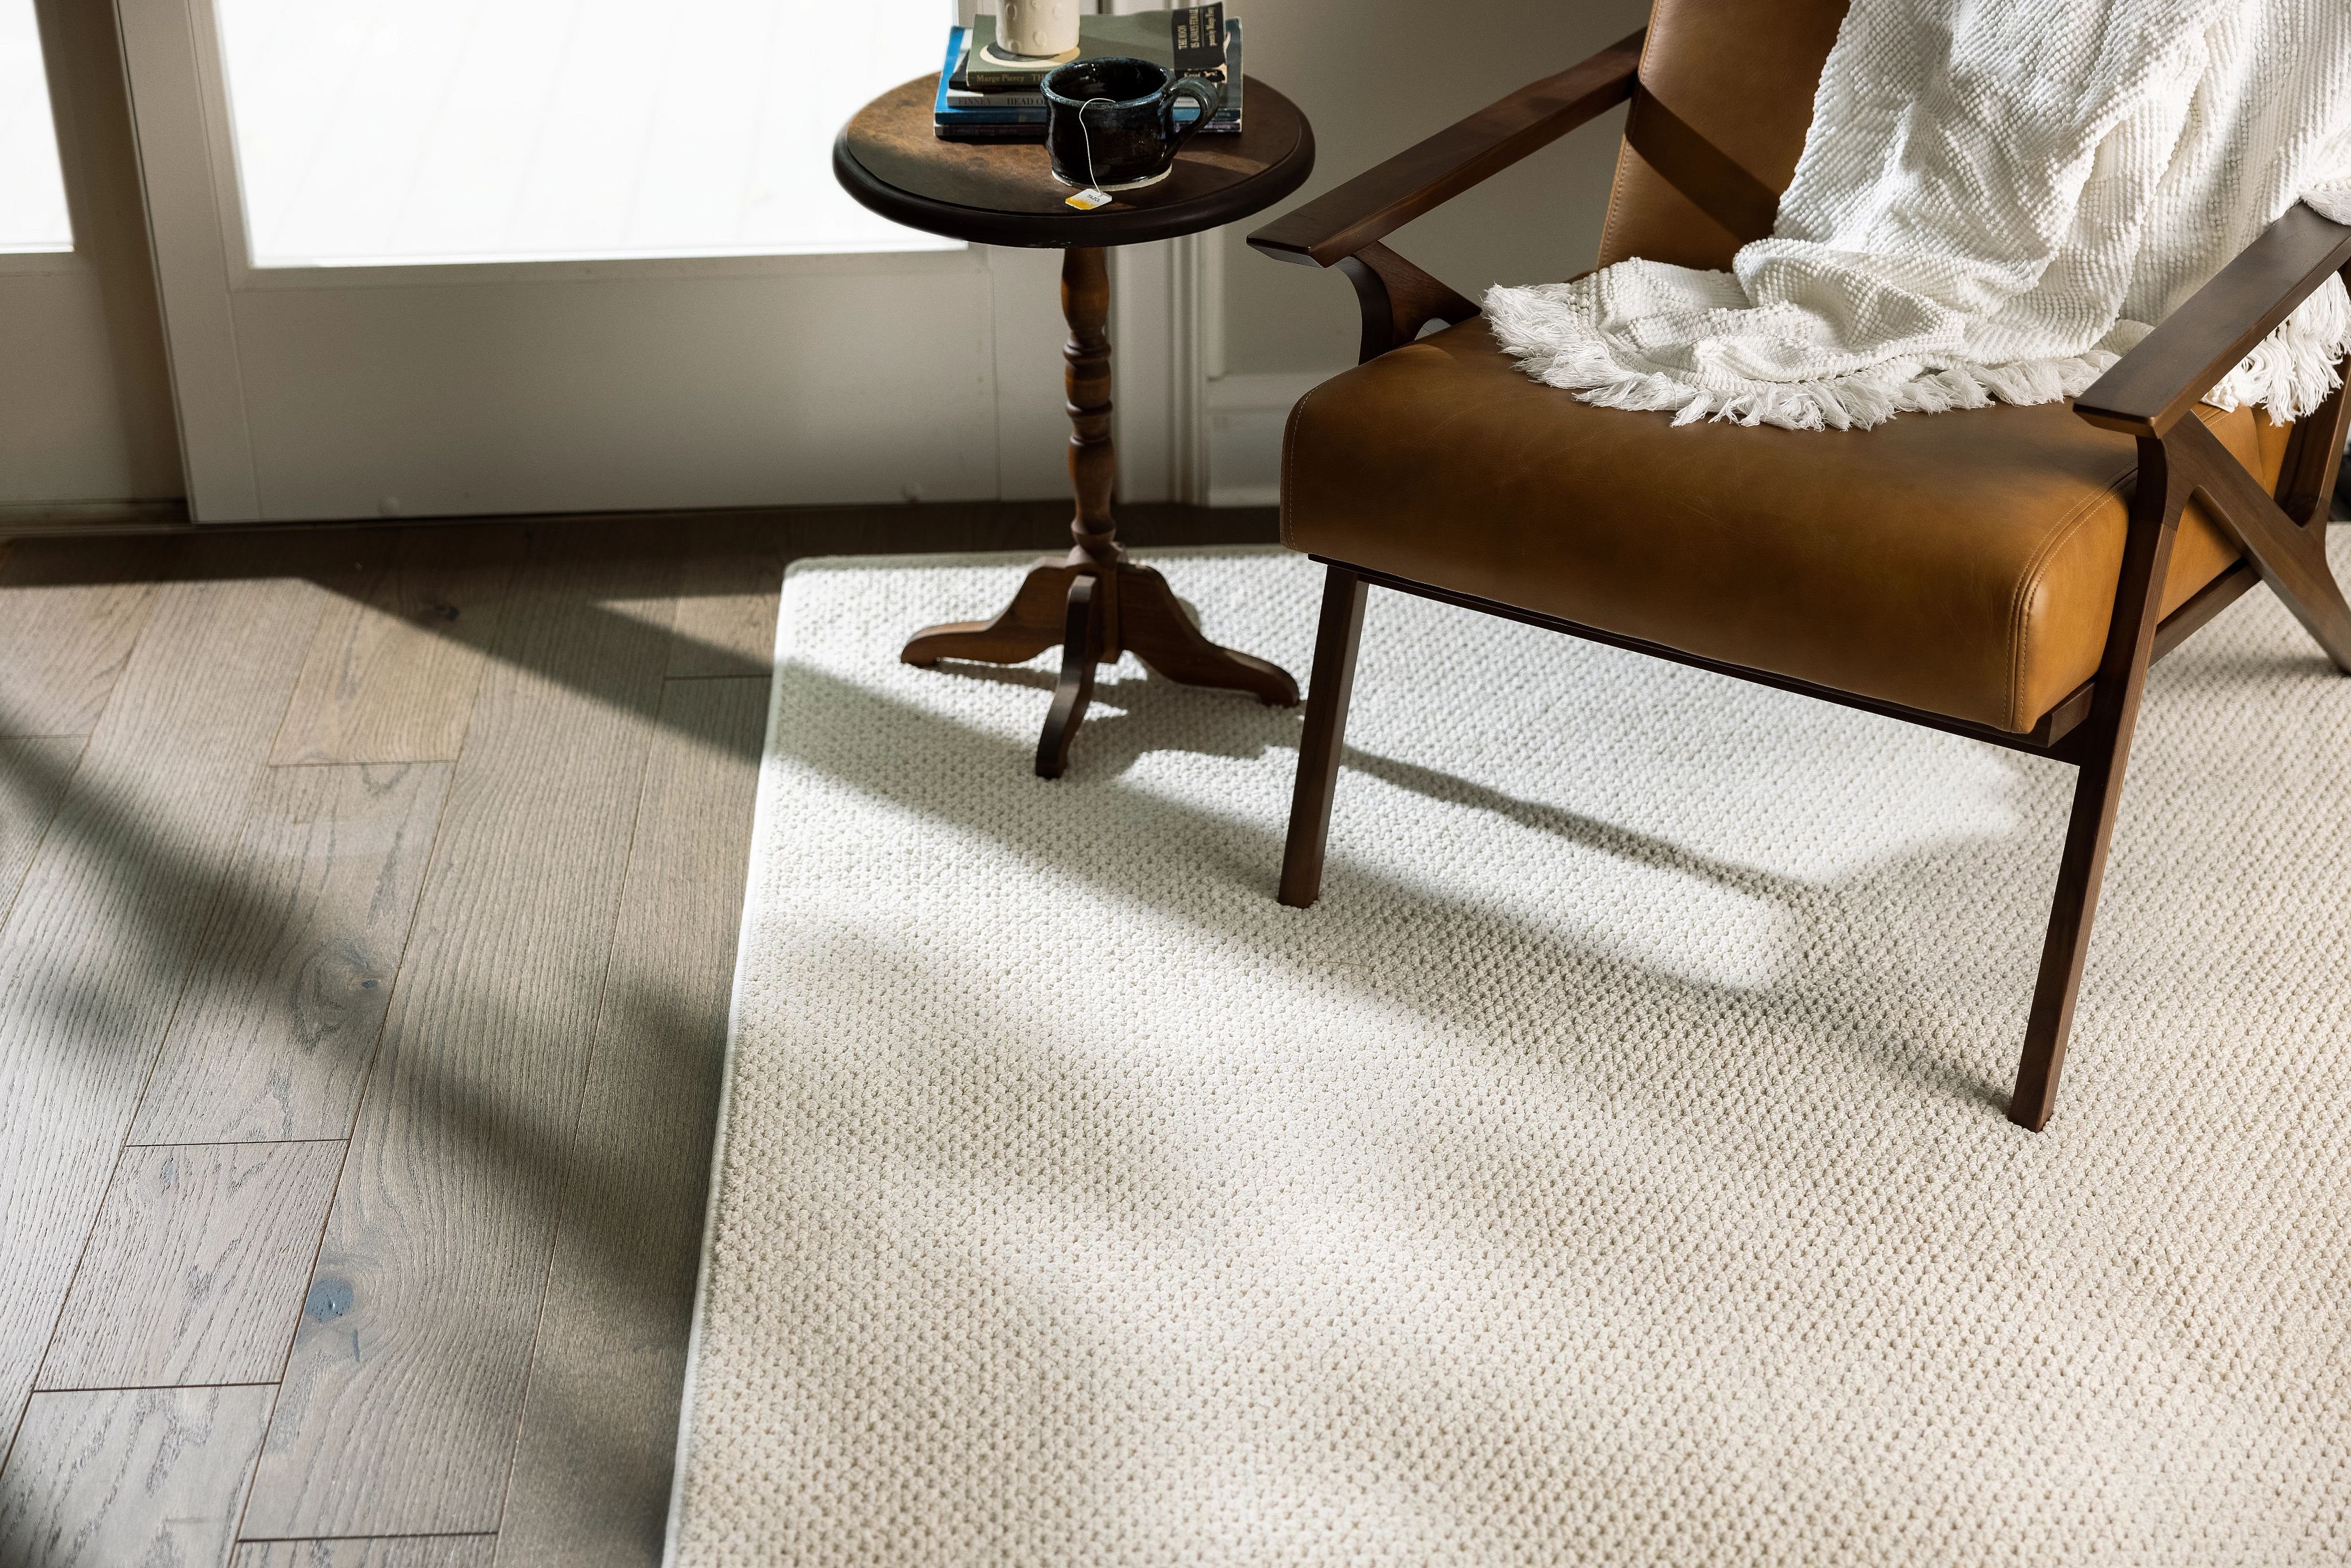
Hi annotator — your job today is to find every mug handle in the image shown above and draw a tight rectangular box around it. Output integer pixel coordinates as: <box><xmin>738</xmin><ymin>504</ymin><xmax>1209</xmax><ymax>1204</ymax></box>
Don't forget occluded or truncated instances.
<box><xmin>1160</xmin><ymin>76</ymin><xmax>1228</xmax><ymax>162</ymax></box>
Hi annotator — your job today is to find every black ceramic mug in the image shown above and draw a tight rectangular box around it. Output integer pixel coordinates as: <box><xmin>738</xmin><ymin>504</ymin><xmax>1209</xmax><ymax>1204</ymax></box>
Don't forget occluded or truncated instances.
<box><xmin>1040</xmin><ymin>57</ymin><xmax>1227</xmax><ymax>191</ymax></box>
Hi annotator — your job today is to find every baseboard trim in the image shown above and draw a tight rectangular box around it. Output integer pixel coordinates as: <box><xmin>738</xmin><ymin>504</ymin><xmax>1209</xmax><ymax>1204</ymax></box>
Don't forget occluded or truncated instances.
<box><xmin>0</xmin><ymin>499</ymin><xmax>192</xmax><ymax>539</ymax></box>
<box><xmin>1205</xmin><ymin>370</ymin><xmax>1329</xmax><ymax>508</ymax></box>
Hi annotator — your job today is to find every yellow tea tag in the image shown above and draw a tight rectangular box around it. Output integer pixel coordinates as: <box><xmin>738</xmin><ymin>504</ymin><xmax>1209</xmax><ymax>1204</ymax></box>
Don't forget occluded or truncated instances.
<box><xmin>1065</xmin><ymin>188</ymin><xmax>1112</xmax><ymax>211</ymax></box>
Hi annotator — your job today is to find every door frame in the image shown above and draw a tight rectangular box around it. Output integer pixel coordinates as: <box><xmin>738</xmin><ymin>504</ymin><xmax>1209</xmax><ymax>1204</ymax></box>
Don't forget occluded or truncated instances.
<box><xmin>0</xmin><ymin>0</ymin><xmax>178</xmax><ymax>515</ymax></box>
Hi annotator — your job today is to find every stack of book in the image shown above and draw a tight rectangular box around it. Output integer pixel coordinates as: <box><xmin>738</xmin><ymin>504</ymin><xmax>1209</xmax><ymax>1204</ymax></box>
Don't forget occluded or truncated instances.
<box><xmin>934</xmin><ymin>6</ymin><xmax>1243</xmax><ymax>143</ymax></box>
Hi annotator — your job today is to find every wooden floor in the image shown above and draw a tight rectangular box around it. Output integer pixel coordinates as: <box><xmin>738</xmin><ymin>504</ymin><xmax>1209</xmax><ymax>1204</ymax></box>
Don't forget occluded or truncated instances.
<box><xmin>0</xmin><ymin>500</ymin><xmax>1274</xmax><ymax>1567</ymax></box>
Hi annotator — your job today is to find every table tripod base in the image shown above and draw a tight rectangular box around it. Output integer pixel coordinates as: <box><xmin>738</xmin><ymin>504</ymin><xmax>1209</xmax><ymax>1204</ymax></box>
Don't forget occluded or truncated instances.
<box><xmin>901</xmin><ymin>550</ymin><xmax>1299</xmax><ymax>778</ymax></box>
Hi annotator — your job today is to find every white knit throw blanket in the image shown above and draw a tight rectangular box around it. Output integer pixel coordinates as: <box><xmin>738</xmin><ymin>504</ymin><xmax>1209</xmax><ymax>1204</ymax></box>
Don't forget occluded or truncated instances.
<box><xmin>1485</xmin><ymin>0</ymin><xmax>2351</xmax><ymax>431</ymax></box>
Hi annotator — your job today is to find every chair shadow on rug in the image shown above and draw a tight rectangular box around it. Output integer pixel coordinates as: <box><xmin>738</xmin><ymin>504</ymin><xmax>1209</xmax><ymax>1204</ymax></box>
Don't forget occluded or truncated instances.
<box><xmin>793</xmin><ymin>653</ymin><xmax>2106</xmax><ymax>1119</ymax></box>
<box><xmin>929</xmin><ymin>655</ymin><xmax>1836</xmax><ymax>912</ymax></box>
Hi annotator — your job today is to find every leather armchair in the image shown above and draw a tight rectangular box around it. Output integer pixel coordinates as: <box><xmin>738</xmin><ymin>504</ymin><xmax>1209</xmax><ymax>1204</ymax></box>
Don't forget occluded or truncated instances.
<box><xmin>1246</xmin><ymin>0</ymin><xmax>2351</xmax><ymax>1131</ymax></box>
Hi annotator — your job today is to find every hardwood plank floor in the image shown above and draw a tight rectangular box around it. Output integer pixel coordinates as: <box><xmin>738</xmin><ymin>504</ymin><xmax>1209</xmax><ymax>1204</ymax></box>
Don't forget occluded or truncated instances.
<box><xmin>245</xmin><ymin>529</ymin><xmax>686</xmax><ymax>1538</ymax></box>
<box><xmin>0</xmin><ymin>738</ymin><xmax>86</xmax><ymax>925</ymax></box>
<box><xmin>131</xmin><ymin>763</ymin><xmax>452</xmax><ymax>1145</ymax></box>
<box><xmin>39</xmin><ymin>1143</ymin><xmax>344</xmax><ymax>1391</ymax></box>
<box><xmin>0</xmin><ymin>1386</ymin><xmax>273</xmax><ymax>1568</ymax></box>
<box><xmin>235</xmin><ymin>1537</ymin><xmax>495</xmax><ymax>1568</ymax></box>
<box><xmin>494</xmin><ymin>674</ymin><xmax>769</xmax><ymax>1567</ymax></box>
<box><xmin>0</xmin><ymin>556</ymin><xmax>346</xmax><ymax>1464</ymax></box>
<box><xmin>0</xmin><ymin>503</ymin><xmax>1277</xmax><ymax>1565</ymax></box>
<box><xmin>669</xmin><ymin>518</ymin><xmax>789</xmax><ymax>680</ymax></box>
<box><xmin>271</xmin><ymin>529</ymin><xmax>527</xmax><ymax>767</ymax></box>
<box><xmin>0</xmin><ymin>539</ymin><xmax>159</xmax><ymax>738</ymax></box>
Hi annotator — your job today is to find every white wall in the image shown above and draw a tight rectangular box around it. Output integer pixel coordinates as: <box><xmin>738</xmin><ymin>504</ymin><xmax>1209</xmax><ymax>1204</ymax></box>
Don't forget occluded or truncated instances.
<box><xmin>1202</xmin><ymin>0</ymin><xmax>1650</xmax><ymax>500</ymax></box>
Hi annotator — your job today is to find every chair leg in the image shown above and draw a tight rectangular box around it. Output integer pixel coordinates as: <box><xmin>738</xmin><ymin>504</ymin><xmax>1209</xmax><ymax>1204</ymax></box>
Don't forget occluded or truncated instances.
<box><xmin>2009</xmin><ymin>432</ymin><xmax>2185</xmax><ymax>1131</ymax></box>
<box><xmin>1279</xmin><ymin>566</ymin><xmax>1368</xmax><ymax>907</ymax></box>
<box><xmin>2009</xmin><ymin>725</ymin><xmax>2135</xmax><ymax>1131</ymax></box>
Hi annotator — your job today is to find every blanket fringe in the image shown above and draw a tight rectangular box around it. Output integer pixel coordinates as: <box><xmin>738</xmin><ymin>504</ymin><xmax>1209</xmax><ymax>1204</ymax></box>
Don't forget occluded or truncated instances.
<box><xmin>2204</xmin><ymin>275</ymin><xmax>2351</xmax><ymax>421</ymax></box>
<box><xmin>1485</xmin><ymin>275</ymin><xmax>2351</xmax><ymax>433</ymax></box>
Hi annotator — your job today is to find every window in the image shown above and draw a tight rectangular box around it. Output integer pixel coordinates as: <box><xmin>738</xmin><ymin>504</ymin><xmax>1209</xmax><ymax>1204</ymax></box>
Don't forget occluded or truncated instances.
<box><xmin>215</xmin><ymin>0</ymin><xmax>958</xmax><ymax>266</ymax></box>
<box><xmin>0</xmin><ymin>0</ymin><xmax>71</xmax><ymax>253</ymax></box>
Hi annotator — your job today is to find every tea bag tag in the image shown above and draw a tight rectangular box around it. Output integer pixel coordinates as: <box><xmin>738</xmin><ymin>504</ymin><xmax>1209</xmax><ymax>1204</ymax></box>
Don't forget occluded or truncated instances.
<box><xmin>1065</xmin><ymin>187</ymin><xmax>1112</xmax><ymax>211</ymax></box>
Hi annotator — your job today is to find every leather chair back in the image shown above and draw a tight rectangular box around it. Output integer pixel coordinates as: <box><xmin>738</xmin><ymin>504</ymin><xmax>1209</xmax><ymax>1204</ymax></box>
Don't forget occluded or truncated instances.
<box><xmin>1595</xmin><ymin>0</ymin><xmax>1849</xmax><ymax>271</ymax></box>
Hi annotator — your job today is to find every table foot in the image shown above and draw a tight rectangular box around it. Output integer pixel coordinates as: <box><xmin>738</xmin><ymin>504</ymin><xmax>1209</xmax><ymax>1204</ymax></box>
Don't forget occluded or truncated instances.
<box><xmin>1035</xmin><ymin>576</ymin><xmax>1100</xmax><ymax>778</ymax></box>
<box><xmin>901</xmin><ymin>554</ymin><xmax>1076</xmax><ymax>668</ymax></box>
<box><xmin>1118</xmin><ymin>562</ymin><xmax>1299</xmax><ymax>707</ymax></box>
<box><xmin>903</xmin><ymin>554</ymin><xmax>1298</xmax><ymax>775</ymax></box>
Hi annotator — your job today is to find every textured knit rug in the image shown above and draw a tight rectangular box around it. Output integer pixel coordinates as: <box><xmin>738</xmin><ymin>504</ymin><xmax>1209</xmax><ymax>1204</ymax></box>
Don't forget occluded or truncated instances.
<box><xmin>669</xmin><ymin>544</ymin><xmax>2351</xmax><ymax>1567</ymax></box>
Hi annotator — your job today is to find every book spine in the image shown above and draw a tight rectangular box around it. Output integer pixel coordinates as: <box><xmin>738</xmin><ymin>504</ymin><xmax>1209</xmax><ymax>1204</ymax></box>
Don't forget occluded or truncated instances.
<box><xmin>936</xmin><ymin>119</ymin><xmax>1242</xmax><ymax>137</ymax></box>
<box><xmin>935</xmin><ymin>105</ymin><xmax>1243</xmax><ymax>125</ymax></box>
<box><xmin>933</xmin><ymin>122</ymin><xmax>1242</xmax><ymax>139</ymax></box>
<box><xmin>962</xmin><ymin>15</ymin><xmax>1239</xmax><ymax>90</ymax></box>
<box><xmin>948</xmin><ymin>79</ymin><xmax>1238</xmax><ymax>109</ymax></box>
<box><xmin>934</xmin><ymin>26</ymin><xmax>968</xmax><ymax>119</ymax></box>
<box><xmin>934</xmin><ymin>123</ymin><xmax>1046</xmax><ymax>142</ymax></box>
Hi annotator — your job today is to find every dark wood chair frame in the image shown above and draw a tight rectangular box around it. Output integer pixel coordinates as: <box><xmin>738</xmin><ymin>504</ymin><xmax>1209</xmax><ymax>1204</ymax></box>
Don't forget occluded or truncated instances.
<box><xmin>1246</xmin><ymin>28</ymin><xmax>2351</xmax><ymax>1131</ymax></box>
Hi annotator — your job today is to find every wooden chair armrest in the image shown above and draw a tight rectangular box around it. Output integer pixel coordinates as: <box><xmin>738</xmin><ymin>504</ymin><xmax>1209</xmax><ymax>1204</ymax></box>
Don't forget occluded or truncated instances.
<box><xmin>2074</xmin><ymin>203</ymin><xmax>2351</xmax><ymax>438</ymax></box>
<box><xmin>1246</xmin><ymin>29</ymin><xmax>1645</xmax><ymax>269</ymax></box>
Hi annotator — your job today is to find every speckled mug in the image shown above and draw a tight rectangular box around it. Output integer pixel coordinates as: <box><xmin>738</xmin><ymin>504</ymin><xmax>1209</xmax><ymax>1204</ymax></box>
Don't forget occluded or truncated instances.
<box><xmin>1040</xmin><ymin>57</ymin><xmax>1225</xmax><ymax>192</ymax></box>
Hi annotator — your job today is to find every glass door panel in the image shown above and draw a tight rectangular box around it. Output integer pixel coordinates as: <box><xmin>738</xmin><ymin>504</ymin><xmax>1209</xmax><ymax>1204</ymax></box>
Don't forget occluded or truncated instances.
<box><xmin>215</xmin><ymin>0</ymin><xmax>957</xmax><ymax>266</ymax></box>
<box><xmin>125</xmin><ymin>0</ymin><xmax>1073</xmax><ymax>522</ymax></box>
<box><xmin>0</xmin><ymin>0</ymin><xmax>70</xmax><ymax>251</ymax></box>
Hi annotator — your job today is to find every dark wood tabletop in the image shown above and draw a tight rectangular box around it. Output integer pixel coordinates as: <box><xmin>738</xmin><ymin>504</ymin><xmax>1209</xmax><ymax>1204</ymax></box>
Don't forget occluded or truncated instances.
<box><xmin>833</xmin><ymin>75</ymin><xmax>1314</xmax><ymax>249</ymax></box>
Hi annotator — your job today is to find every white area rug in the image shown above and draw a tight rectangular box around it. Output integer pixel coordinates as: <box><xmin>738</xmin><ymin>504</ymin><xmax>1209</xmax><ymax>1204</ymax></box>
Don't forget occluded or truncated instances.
<box><xmin>670</xmin><ymin>545</ymin><xmax>2351</xmax><ymax>1566</ymax></box>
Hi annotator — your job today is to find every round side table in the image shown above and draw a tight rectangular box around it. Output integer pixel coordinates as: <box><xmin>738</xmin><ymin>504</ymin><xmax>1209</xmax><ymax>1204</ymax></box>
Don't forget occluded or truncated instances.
<box><xmin>834</xmin><ymin>76</ymin><xmax>1316</xmax><ymax>777</ymax></box>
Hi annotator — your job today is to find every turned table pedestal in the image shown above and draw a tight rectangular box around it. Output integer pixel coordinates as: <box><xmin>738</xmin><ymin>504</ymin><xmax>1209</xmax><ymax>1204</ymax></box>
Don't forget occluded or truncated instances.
<box><xmin>834</xmin><ymin>75</ymin><xmax>1316</xmax><ymax>775</ymax></box>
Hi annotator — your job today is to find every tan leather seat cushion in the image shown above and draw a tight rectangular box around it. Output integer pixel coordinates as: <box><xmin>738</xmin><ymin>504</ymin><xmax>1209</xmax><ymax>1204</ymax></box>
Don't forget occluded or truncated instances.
<box><xmin>1282</xmin><ymin>319</ymin><xmax>2286</xmax><ymax>733</ymax></box>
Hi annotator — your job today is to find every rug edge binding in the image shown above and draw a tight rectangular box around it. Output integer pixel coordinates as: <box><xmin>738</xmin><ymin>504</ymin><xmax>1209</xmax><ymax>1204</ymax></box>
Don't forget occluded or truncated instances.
<box><xmin>658</xmin><ymin>569</ymin><xmax>795</xmax><ymax>1568</ymax></box>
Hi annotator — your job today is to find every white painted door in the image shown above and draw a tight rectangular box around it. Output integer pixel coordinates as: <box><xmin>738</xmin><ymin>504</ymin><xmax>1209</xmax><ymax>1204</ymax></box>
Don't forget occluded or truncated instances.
<box><xmin>1</xmin><ymin>0</ymin><xmax>179</xmax><ymax>513</ymax></box>
<box><xmin>114</xmin><ymin>0</ymin><xmax>1080</xmax><ymax>523</ymax></box>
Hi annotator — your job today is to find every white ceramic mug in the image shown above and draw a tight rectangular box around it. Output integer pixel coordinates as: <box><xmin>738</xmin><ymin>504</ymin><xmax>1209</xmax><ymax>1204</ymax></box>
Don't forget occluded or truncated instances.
<box><xmin>998</xmin><ymin>0</ymin><xmax>1079</xmax><ymax>58</ymax></box>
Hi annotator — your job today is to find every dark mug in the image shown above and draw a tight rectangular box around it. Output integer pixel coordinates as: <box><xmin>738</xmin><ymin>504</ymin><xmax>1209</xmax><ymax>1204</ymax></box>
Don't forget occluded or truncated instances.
<box><xmin>1041</xmin><ymin>57</ymin><xmax>1226</xmax><ymax>192</ymax></box>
